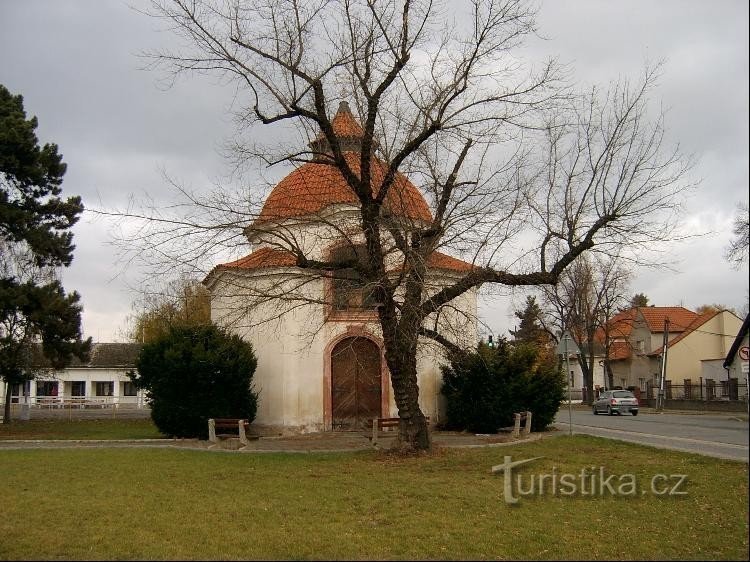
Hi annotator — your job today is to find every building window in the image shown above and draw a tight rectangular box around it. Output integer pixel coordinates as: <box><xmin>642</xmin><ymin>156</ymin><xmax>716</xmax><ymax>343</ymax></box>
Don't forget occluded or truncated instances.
<box><xmin>333</xmin><ymin>275</ymin><xmax>378</xmax><ymax>309</ymax></box>
<box><xmin>71</xmin><ymin>381</ymin><xmax>86</xmax><ymax>397</ymax></box>
<box><xmin>10</xmin><ymin>382</ymin><xmax>29</xmax><ymax>402</ymax></box>
<box><xmin>123</xmin><ymin>381</ymin><xmax>138</xmax><ymax>397</ymax></box>
<box><xmin>95</xmin><ymin>382</ymin><xmax>114</xmax><ymax>397</ymax></box>
<box><xmin>330</xmin><ymin>245</ymin><xmax>378</xmax><ymax>311</ymax></box>
<box><xmin>636</xmin><ymin>340</ymin><xmax>645</xmax><ymax>354</ymax></box>
<box><xmin>36</xmin><ymin>381</ymin><xmax>59</xmax><ymax>397</ymax></box>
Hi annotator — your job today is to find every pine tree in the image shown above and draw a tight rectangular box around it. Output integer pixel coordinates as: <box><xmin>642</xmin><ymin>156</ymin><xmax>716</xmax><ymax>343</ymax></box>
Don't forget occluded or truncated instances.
<box><xmin>510</xmin><ymin>296</ymin><xmax>550</xmax><ymax>347</ymax></box>
<box><xmin>0</xmin><ymin>84</ymin><xmax>91</xmax><ymax>423</ymax></box>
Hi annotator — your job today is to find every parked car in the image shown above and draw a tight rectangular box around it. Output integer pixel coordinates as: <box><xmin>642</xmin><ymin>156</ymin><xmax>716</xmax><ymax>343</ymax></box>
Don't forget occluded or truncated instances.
<box><xmin>593</xmin><ymin>390</ymin><xmax>639</xmax><ymax>416</ymax></box>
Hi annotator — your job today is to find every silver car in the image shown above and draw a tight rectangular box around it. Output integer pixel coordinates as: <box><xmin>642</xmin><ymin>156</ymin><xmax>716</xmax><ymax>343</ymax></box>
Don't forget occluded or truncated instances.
<box><xmin>593</xmin><ymin>390</ymin><xmax>639</xmax><ymax>416</ymax></box>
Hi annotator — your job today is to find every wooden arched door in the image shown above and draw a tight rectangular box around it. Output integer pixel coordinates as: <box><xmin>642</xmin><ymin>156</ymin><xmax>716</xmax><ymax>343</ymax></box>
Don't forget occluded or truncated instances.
<box><xmin>331</xmin><ymin>337</ymin><xmax>382</xmax><ymax>430</ymax></box>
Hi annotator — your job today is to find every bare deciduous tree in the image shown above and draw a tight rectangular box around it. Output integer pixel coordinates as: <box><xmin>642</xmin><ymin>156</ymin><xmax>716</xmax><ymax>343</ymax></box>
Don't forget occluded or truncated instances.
<box><xmin>538</xmin><ymin>255</ymin><xmax>632</xmax><ymax>402</ymax></box>
<box><xmin>103</xmin><ymin>0</ymin><xmax>693</xmax><ymax>450</ymax></box>
<box><xmin>126</xmin><ymin>277</ymin><xmax>211</xmax><ymax>344</ymax></box>
<box><xmin>725</xmin><ymin>202</ymin><xmax>749</xmax><ymax>268</ymax></box>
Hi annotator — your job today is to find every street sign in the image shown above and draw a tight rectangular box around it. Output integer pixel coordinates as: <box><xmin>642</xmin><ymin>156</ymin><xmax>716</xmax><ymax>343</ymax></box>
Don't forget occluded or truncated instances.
<box><xmin>555</xmin><ymin>330</ymin><xmax>580</xmax><ymax>438</ymax></box>
<box><xmin>739</xmin><ymin>346</ymin><xmax>749</xmax><ymax>361</ymax></box>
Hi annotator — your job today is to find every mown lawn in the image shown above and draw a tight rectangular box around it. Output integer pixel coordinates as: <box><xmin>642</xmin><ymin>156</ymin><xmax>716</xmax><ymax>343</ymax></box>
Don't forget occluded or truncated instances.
<box><xmin>0</xmin><ymin>418</ymin><xmax>164</xmax><ymax>440</ymax></box>
<box><xmin>0</xmin><ymin>435</ymin><xmax>747</xmax><ymax>560</ymax></box>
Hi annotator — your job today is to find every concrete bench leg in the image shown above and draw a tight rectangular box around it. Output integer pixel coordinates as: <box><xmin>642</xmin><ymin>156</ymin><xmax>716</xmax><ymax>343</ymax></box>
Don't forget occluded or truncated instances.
<box><xmin>523</xmin><ymin>411</ymin><xmax>532</xmax><ymax>435</ymax></box>
<box><xmin>208</xmin><ymin>418</ymin><xmax>219</xmax><ymax>449</ymax></box>
<box><xmin>371</xmin><ymin>419</ymin><xmax>379</xmax><ymax>448</ymax></box>
<box><xmin>512</xmin><ymin>413</ymin><xmax>521</xmax><ymax>438</ymax></box>
<box><xmin>238</xmin><ymin>419</ymin><xmax>249</xmax><ymax>449</ymax></box>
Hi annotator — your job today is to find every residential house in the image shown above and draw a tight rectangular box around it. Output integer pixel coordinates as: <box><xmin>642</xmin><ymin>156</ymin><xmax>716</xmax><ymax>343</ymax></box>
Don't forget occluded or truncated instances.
<box><xmin>647</xmin><ymin>309</ymin><xmax>743</xmax><ymax>399</ymax></box>
<box><xmin>600</xmin><ymin>306</ymin><xmax>744</xmax><ymax>400</ymax></box>
<box><xmin>602</xmin><ymin>306</ymin><xmax>699</xmax><ymax>390</ymax></box>
<box><xmin>564</xmin><ymin>351</ymin><xmax>607</xmax><ymax>401</ymax></box>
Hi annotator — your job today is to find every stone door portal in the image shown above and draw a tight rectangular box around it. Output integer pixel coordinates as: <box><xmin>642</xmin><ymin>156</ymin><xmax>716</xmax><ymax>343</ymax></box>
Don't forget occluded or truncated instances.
<box><xmin>331</xmin><ymin>337</ymin><xmax>381</xmax><ymax>430</ymax></box>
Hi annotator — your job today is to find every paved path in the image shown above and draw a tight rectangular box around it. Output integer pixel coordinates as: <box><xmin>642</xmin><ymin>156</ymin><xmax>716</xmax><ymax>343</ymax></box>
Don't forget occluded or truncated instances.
<box><xmin>554</xmin><ymin>409</ymin><xmax>749</xmax><ymax>462</ymax></box>
<box><xmin>6</xmin><ymin>408</ymin><xmax>745</xmax><ymax>459</ymax></box>
<box><xmin>0</xmin><ymin>431</ymin><xmax>544</xmax><ymax>453</ymax></box>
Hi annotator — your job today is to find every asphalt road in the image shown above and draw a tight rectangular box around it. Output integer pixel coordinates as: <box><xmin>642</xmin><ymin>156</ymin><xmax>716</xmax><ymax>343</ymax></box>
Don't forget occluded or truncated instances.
<box><xmin>554</xmin><ymin>408</ymin><xmax>749</xmax><ymax>462</ymax></box>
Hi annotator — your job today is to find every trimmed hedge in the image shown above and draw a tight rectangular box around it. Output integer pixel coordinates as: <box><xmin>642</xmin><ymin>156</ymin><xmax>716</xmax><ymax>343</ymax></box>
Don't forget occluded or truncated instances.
<box><xmin>441</xmin><ymin>339</ymin><xmax>565</xmax><ymax>433</ymax></box>
<box><xmin>131</xmin><ymin>324</ymin><xmax>258</xmax><ymax>439</ymax></box>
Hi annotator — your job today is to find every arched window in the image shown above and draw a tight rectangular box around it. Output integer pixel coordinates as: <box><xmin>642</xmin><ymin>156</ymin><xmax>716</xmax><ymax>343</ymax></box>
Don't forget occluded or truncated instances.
<box><xmin>330</xmin><ymin>245</ymin><xmax>378</xmax><ymax>311</ymax></box>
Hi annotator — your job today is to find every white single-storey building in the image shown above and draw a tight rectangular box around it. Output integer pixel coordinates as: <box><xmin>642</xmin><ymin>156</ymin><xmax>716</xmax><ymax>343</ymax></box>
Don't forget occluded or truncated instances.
<box><xmin>1</xmin><ymin>343</ymin><xmax>146</xmax><ymax>411</ymax></box>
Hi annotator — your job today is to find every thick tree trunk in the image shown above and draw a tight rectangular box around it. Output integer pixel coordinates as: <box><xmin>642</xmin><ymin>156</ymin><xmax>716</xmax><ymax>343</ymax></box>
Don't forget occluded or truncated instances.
<box><xmin>604</xmin><ymin>360</ymin><xmax>614</xmax><ymax>390</ymax></box>
<box><xmin>382</xmin><ymin>332</ymin><xmax>431</xmax><ymax>451</ymax></box>
<box><xmin>399</xmin><ymin>412</ymin><xmax>430</xmax><ymax>451</ymax></box>
<box><xmin>580</xmin><ymin>340</ymin><xmax>596</xmax><ymax>405</ymax></box>
<box><xmin>3</xmin><ymin>382</ymin><xmax>12</xmax><ymax>424</ymax></box>
<box><xmin>581</xmin><ymin>363</ymin><xmax>594</xmax><ymax>405</ymax></box>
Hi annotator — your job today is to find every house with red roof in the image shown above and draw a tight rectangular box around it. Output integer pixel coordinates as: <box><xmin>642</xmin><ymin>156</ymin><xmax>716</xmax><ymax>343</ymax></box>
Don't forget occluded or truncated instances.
<box><xmin>203</xmin><ymin>102</ymin><xmax>478</xmax><ymax>433</ymax></box>
<box><xmin>602</xmin><ymin>306</ymin><xmax>743</xmax><ymax>397</ymax></box>
<box><xmin>648</xmin><ymin>309</ymin><xmax>745</xmax><ymax>400</ymax></box>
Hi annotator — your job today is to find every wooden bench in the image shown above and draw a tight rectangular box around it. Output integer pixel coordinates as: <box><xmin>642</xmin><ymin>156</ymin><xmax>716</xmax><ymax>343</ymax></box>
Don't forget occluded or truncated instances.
<box><xmin>370</xmin><ymin>416</ymin><xmax>430</xmax><ymax>447</ymax></box>
<box><xmin>512</xmin><ymin>411</ymin><xmax>533</xmax><ymax>438</ymax></box>
<box><xmin>208</xmin><ymin>418</ymin><xmax>255</xmax><ymax>449</ymax></box>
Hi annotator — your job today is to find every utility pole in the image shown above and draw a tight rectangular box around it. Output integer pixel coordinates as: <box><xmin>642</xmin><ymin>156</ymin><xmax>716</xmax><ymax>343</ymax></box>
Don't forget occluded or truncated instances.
<box><xmin>657</xmin><ymin>318</ymin><xmax>670</xmax><ymax>412</ymax></box>
<box><xmin>565</xmin><ymin>335</ymin><xmax>572</xmax><ymax>436</ymax></box>
<box><xmin>556</xmin><ymin>331</ymin><xmax>580</xmax><ymax>437</ymax></box>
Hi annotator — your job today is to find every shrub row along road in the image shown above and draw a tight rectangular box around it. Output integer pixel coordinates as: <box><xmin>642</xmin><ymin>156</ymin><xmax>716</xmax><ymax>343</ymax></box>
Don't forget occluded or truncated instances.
<box><xmin>554</xmin><ymin>409</ymin><xmax>749</xmax><ymax>462</ymax></box>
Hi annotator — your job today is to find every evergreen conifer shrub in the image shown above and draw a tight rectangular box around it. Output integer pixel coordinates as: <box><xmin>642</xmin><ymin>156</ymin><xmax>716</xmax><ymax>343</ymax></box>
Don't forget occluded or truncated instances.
<box><xmin>441</xmin><ymin>339</ymin><xmax>564</xmax><ymax>433</ymax></box>
<box><xmin>131</xmin><ymin>325</ymin><xmax>258</xmax><ymax>438</ymax></box>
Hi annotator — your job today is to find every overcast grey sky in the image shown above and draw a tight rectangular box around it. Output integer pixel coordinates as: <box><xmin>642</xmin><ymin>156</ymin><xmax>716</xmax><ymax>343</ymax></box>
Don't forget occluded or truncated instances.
<box><xmin>1</xmin><ymin>0</ymin><xmax>748</xmax><ymax>342</ymax></box>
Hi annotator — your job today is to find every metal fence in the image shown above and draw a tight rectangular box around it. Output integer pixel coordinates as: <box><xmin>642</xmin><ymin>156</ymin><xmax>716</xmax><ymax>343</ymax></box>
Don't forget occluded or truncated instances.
<box><xmin>5</xmin><ymin>395</ymin><xmax>147</xmax><ymax>408</ymax></box>
<box><xmin>565</xmin><ymin>380</ymin><xmax>748</xmax><ymax>407</ymax></box>
<box><xmin>642</xmin><ymin>381</ymin><xmax>748</xmax><ymax>402</ymax></box>
<box><xmin>1</xmin><ymin>396</ymin><xmax>149</xmax><ymax>422</ymax></box>
<box><xmin>566</xmin><ymin>389</ymin><xmax>585</xmax><ymax>401</ymax></box>
<box><xmin>3</xmin><ymin>399</ymin><xmax>152</xmax><ymax>421</ymax></box>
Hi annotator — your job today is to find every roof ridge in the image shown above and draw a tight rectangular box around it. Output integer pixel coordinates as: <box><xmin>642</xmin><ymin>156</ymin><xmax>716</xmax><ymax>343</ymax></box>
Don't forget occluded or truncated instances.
<box><xmin>649</xmin><ymin>309</ymin><xmax>721</xmax><ymax>354</ymax></box>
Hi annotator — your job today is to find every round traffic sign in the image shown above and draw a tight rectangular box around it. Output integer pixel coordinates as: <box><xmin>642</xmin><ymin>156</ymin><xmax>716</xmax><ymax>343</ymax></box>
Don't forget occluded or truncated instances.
<box><xmin>739</xmin><ymin>346</ymin><xmax>750</xmax><ymax>361</ymax></box>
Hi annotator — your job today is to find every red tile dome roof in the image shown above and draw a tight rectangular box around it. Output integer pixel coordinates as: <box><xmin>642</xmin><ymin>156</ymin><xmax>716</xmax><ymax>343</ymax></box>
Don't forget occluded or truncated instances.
<box><xmin>424</xmin><ymin>252</ymin><xmax>476</xmax><ymax>272</ymax></box>
<box><xmin>217</xmin><ymin>247</ymin><xmax>298</xmax><ymax>270</ymax></box>
<box><xmin>255</xmin><ymin>103</ymin><xmax>432</xmax><ymax>224</ymax></box>
<box><xmin>318</xmin><ymin>101</ymin><xmax>365</xmax><ymax>139</ymax></box>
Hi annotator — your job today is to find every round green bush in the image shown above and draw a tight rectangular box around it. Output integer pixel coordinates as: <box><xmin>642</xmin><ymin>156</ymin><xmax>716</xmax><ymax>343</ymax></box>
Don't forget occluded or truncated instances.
<box><xmin>441</xmin><ymin>339</ymin><xmax>565</xmax><ymax>433</ymax></box>
<box><xmin>131</xmin><ymin>324</ymin><xmax>258</xmax><ymax>438</ymax></box>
